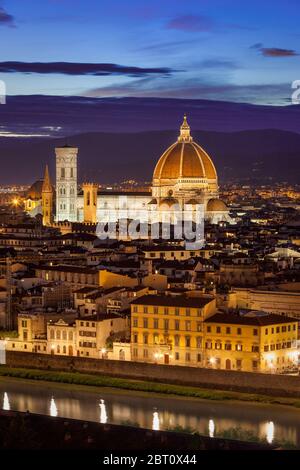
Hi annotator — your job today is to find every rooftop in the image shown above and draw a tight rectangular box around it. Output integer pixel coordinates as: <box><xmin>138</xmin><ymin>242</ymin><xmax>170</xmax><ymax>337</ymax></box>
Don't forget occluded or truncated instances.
<box><xmin>131</xmin><ymin>294</ymin><xmax>213</xmax><ymax>308</ymax></box>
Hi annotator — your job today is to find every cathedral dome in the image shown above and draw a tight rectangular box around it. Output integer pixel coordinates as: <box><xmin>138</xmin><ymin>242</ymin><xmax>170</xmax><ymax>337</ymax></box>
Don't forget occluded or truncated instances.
<box><xmin>26</xmin><ymin>180</ymin><xmax>44</xmax><ymax>200</ymax></box>
<box><xmin>153</xmin><ymin>115</ymin><xmax>217</xmax><ymax>181</ymax></box>
<box><xmin>207</xmin><ymin>198</ymin><xmax>227</xmax><ymax>212</ymax></box>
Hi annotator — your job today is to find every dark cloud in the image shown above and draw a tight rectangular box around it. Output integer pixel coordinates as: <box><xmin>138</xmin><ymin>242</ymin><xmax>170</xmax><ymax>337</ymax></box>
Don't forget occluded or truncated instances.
<box><xmin>251</xmin><ymin>43</ymin><xmax>299</xmax><ymax>57</ymax></box>
<box><xmin>167</xmin><ymin>15</ymin><xmax>213</xmax><ymax>32</ymax></box>
<box><xmin>0</xmin><ymin>7</ymin><xmax>15</xmax><ymax>26</ymax></box>
<box><xmin>0</xmin><ymin>61</ymin><xmax>173</xmax><ymax>77</ymax></box>
<box><xmin>260</xmin><ymin>47</ymin><xmax>299</xmax><ymax>57</ymax></box>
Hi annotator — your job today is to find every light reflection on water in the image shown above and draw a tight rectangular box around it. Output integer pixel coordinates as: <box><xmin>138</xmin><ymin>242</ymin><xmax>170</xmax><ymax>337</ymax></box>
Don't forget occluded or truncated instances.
<box><xmin>99</xmin><ymin>399</ymin><xmax>108</xmax><ymax>424</ymax></box>
<box><xmin>1</xmin><ymin>386</ymin><xmax>299</xmax><ymax>446</ymax></box>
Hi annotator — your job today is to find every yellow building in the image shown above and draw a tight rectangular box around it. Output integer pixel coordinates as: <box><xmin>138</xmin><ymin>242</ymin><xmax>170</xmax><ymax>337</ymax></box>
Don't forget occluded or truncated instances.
<box><xmin>130</xmin><ymin>294</ymin><xmax>216</xmax><ymax>366</ymax></box>
<box><xmin>204</xmin><ymin>312</ymin><xmax>298</xmax><ymax>373</ymax></box>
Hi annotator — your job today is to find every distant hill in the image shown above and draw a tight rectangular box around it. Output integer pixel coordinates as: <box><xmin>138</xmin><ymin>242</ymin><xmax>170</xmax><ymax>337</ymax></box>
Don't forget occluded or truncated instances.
<box><xmin>0</xmin><ymin>128</ymin><xmax>299</xmax><ymax>184</ymax></box>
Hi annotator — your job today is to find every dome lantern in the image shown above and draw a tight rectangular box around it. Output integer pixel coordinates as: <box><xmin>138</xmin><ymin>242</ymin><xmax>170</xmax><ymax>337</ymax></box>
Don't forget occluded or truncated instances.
<box><xmin>178</xmin><ymin>114</ymin><xmax>193</xmax><ymax>143</ymax></box>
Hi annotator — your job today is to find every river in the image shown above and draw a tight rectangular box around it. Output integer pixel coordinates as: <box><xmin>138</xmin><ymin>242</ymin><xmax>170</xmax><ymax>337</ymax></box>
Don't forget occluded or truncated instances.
<box><xmin>0</xmin><ymin>378</ymin><xmax>299</xmax><ymax>446</ymax></box>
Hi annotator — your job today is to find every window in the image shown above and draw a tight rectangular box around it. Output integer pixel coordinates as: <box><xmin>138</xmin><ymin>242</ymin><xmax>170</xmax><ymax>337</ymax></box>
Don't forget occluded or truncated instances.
<box><xmin>143</xmin><ymin>318</ymin><xmax>148</xmax><ymax>328</ymax></box>
<box><xmin>175</xmin><ymin>352</ymin><xmax>180</xmax><ymax>360</ymax></box>
<box><xmin>197</xmin><ymin>322</ymin><xmax>202</xmax><ymax>332</ymax></box>
<box><xmin>185</xmin><ymin>321</ymin><xmax>191</xmax><ymax>331</ymax></box>
<box><xmin>62</xmin><ymin>330</ymin><xmax>67</xmax><ymax>341</ymax></box>
<box><xmin>252</xmin><ymin>345</ymin><xmax>259</xmax><ymax>352</ymax></box>
<box><xmin>196</xmin><ymin>336</ymin><xmax>202</xmax><ymax>348</ymax></box>
<box><xmin>270</xmin><ymin>344</ymin><xmax>275</xmax><ymax>351</ymax></box>
<box><xmin>164</xmin><ymin>307</ymin><xmax>169</xmax><ymax>315</ymax></box>
<box><xmin>207</xmin><ymin>326</ymin><xmax>211</xmax><ymax>333</ymax></box>
<box><xmin>63</xmin><ymin>345</ymin><xmax>66</xmax><ymax>354</ymax></box>
<box><xmin>174</xmin><ymin>335</ymin><xmax>180</xmax><ymax>347</ymax></box>
<box><xmin>143</xmin><ymin>334</ymin><xmax>148</xmax><ymax>345</ymax></box>
<box><xmin>154</xmin><ymin>307</ymin><xmax>158</xmax><ymax>314</ymax></box>
<box><xmin>237</xmin><ymin>328</ymin><xmax>242</xmax><ymax>335</ymax></box>
<box><xmin>197</xmin><ymin>309</ymin><xmax>202</xmax><ymax>317</ymax></box>
<box><xmin>132</xmin><ymin>348</ymin><xmax>138</xmax><ymax>358</ymax></box>
<box><xmin>252</xmin><ymin>360</ymin><xmax>258</xmax><ymax>371</ymax></box>
<box><xmin>153</xmin><ymin>319</ymin><xmax>159</xmax><ymax>329</ymax></box>
<box><xmin>133</xmin><ymin>334</ymin><xmax>138</xmax><ymax>343</ymax></box>
<box><xmin>226</xmin><ymin>327</ymin><xmax>231</xmax><ymax>334</ymax></box>
<box><xmin>133</xmin><ymin>318</ymin><xmax>138</xmax><ymax>328</ymax></box>
<box><xmin>164</xmin><ymin>319</ymin><xmax>169</xmax><ymax>331</ymax></box>
<box><xmin>235</xmin><ymin>343</ymin><xmax>243</xmax><ymax>351</ymax></box>
<box><xmin>216</xmin><ymin>326</ymin><xmax>221</xmax><ymax>334</ymax></box>
<box><xmin>186</xmin><ymin>308</ymin><xmax>190</xmax><ymax>316</ymax></box>
<box><xmin>143</xmin><ymin>349</ymin><xmax>148</xmax><ymax>358</ymax></box>
<box><xmin>276</xmin><ymin>327</ymin><xmax>280</xmax><ymax>333</ymax></box>
<box><xmin>50</xmin><ymin>329</ymin><xmax>54</xmax><ymax>339</ymax></box>
<box><xmin>185</xmin><ymin>353</ymin><xmax>191</xmax><ymax>362</ymax></box>
<box><xmin>205</xmin><ymin>341</ymin><xmax>212</xmax><ymax>349</ymax></box>
<box><xmin>271</xmin><ymin>328</ymin><xmax>274</xmax><ymax>334</ymax></box>
<box><xmin>61</xmin><ymin>168</ymin><xmax>65</xmax><ymax>178</ymax></box>
<box><xmin>153</xmin><ymin>333</ymin><xmax>159</xmax><ymax>345</ymax></box>
<box><xmin>175</xmin><ymin>308</ymin><xmax>180</xmax><ymax>316</ymax></box>
<box><xmin>236</xmin><ymin>359</ymin><xmax>242</xmax><ymax>371</ymax></box>
<box><xmin>265</xmin><ymin>328</ymin><xmax>268</xmax><ymax>335</ymax></box>
<box><xmin>23</xmin><ymin>331</ymin><xmax>28</xmax><ymax>341</ymax></box>
<box><xmin>253</xmin><ymin>329</ymin><xmax>258</xmax><ymax>336</ymax></box>
<box><xmin>282</xmin><ymin>326</ymin><xmax>286</xmax><ymax>332</ymax></box>
<box><xmin>185</xmin><ymin>336</ymin><xmax>191</xmax><ymax>348</ymax></box>
<box><xmin>56</xmin><ymin>330</ymin><xmax>61</xmax><ymax>340</ymax></box>
<box><xmin>264</xmin><ymin>345</ymin><xmax>269</xmax><ymax>352</ymax></box>
<box><xmin>225</xmin><ymin>343</ymin><xmax>232</xmax><ymax>351</ymax></box>
<box><xmin>175</xmin><ymin>320</ymin><xmax>180</xmax><ymax>331</ymax></box>
<box><xmin>288</xmin><ymin>325</ymin><xmax>291</xmax><ymax>332</ymax></box>
<box><xmin>215</xmin><ymin>341</ymin><xmax>222</xmax><ymax>350</ymax></box>
<box><xmin>143</xmin><ymin>306</ymin><xmax>148</xmax><ymax>314</ymax></box>
<box><xmin>197</xmin><ymin>353</ymin><xmax>201</xmax><ymax>362</ymax></box>
<box><xmin>69</xmin><ymin>331</ymin><xmax>73</xmax><ymax>341</ymax></box>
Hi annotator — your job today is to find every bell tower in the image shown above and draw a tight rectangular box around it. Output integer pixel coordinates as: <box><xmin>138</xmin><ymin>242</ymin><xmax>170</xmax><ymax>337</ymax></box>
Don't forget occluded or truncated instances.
<box><xmin>42</xmin><ymin>165</ymin><xmax>53</xmax><ymax>226</ymax></box>
<box><xmin>82</xmin><ymin>182</ymin><xmax>98</xmax><ymax>223</ymax></box>
<box><xmin>55</xmin><ymin>145</ymin><xmax>78</xmax><ymax>222</ymax></box>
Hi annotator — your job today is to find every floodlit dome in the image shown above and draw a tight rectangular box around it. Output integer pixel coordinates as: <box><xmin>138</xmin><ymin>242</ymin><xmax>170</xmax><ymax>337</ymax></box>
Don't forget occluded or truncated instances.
<box><xmin>153</xmin><ymin>115</ymin><xmax>217</xmax><ymax>181</ymax></box>
<box><xmin>207</xmin><ymin>198</ymin><xmax>228</xmax><ymax>212</ymax></box>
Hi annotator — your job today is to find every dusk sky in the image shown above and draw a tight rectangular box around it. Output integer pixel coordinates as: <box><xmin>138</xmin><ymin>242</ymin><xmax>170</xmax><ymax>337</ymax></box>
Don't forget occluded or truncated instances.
<box><xmin>0</xmin><ymin>0</ymin><xmax>299</xmax><ymax>104</ymax></box>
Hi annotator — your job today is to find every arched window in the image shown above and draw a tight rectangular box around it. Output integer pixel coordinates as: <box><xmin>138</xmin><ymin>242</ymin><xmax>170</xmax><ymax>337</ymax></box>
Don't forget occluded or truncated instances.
<box><xmin>56</xmin><ymin>330</ymin><xmax>61</xmax><ymax>340</ymax></box>
<box><xmin>63</xmin><ymin>345</ymin><xmax>66</xmax><ymax>354</ymax></box>
<box><xmin>119</xmin><ymin>349</ymin><xmax>125</xmax><ymax>361</ymax></box>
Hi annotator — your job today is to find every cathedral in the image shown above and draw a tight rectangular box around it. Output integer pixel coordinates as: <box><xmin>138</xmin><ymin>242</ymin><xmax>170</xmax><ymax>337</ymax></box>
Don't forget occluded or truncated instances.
<box><xmin>25</xmin><ymin>116</ymin><xmax>232</xmax><ymax>228</ymax></box>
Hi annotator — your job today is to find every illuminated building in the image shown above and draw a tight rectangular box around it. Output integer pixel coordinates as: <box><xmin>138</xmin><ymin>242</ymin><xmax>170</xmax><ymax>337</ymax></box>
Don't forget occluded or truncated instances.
<box><xmin>26</xmin><ymin>116</ymin><xmax>232</xmax><ymax>227</ymax></box>
<box><xmin>204</xmin><ymin>312</ymin><xmax>298</xmax><ymax>373</ymax></box>
<box><xmin>42</xmin><ymin>165</ymin><xmax>53</xmax><ymax>226</ymax></box>
<box><xmin>130</xmin><ymin>294</ymin><xmax>216</xmax><ymax>366</ymax></box>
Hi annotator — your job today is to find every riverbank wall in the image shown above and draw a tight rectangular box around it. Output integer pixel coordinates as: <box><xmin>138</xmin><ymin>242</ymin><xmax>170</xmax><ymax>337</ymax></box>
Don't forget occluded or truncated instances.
<box><xmin>5</xmin><ymin>350</ymin><xmax>300</xmax><ymax>398</ymax></box>
<box><xmin>0</xmin><ymin>409</ymin><xmax>275</xmax><ymax>450</ymax></box>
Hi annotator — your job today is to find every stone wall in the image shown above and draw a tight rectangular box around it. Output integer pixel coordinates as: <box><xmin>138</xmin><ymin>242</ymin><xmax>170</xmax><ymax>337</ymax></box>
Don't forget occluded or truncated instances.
<box><xmin>5</xmin><ymin>350</ymin><xmax>300</xmax><ymax>397</ymax></box>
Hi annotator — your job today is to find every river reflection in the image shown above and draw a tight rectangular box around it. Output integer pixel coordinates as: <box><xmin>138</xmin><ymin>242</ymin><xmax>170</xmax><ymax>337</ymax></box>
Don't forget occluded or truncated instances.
<box><xmin>0</xmin><ymin>380</ymin><xmax>299</xmax><ymax>446</ymax></box>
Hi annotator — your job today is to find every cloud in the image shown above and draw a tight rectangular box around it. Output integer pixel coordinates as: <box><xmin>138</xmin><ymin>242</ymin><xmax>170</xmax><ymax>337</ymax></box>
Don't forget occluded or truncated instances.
<box><xmin>251</xmin><ymin>43</ymin><xmax>299</xmax><ymax>57</ymax></box>
<box><xmin>0</xmin><ymin>61</ymin><xmax>173</xmax><ymax>77</ymax></box>
<box><xmin>0</xmin><ymin>7</ymin><xmax>15</xmax><ymax>27</ymax></box>
<box><xmin>199</xmin><ymin>59</ymin><xmax>239</xmax><ymax>70</ymax></box>
<box><xmin>83</xmin><ymin>76</ymin><xmax>290</xmax><ymax>105</ymax></box>
<box><xmin>260</xmin><ymin>47</ymin><xmax>299</xmax><ymax>57</ymax></box>
<box><xmin>167</xmin><ymin>15</ymin><xmax>213</xmax><ymax>32</ymax></box>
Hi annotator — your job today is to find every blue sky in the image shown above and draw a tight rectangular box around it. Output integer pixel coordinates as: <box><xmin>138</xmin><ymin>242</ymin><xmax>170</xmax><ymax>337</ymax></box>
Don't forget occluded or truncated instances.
<box><xmin>0</xmin><ymin>0</ymin><xmax>299</xmax><ymax>104</ymax></box>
